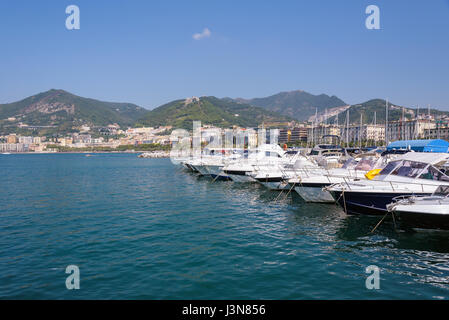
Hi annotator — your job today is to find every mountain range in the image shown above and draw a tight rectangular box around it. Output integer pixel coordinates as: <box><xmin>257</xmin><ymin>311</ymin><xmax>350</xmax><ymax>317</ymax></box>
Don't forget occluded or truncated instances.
<box><xmin>137</xmin><ymin>96</ymin><xmax>293</xmax><ymax>130</ymax></box>
<box><xmin>1</xmin><ymin>89</ymin><xmax>448</xmax><ymax>136</ymax></box>
<box><xmin>0</xmin><ymin>89</ymin><xmax>147</xmax><ymax>135</ymax></box>
<box><xmin>327</xmin><ymin>99</ymin><xmax>449</xmax><ymax>125</ymax></box>
<box><xmin>232</xmin><ymin>90</ymin><xmax>347</xmax><ymax>121</ymax></box>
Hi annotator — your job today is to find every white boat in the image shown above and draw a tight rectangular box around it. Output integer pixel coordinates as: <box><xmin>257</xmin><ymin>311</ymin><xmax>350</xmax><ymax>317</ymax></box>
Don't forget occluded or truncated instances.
<box><xmin>387</xmin><ymin>185</ymin><xmax>449</xmax><ymax>230</ymax></box>
<box><xmin>326</xmin><ymin>152</ymin><xmax>449</xmax><ymax>215</ymax></box>
<box><xmin>252</xmin><ymin>154</ymin><xmax>320</xmax><ymax>190</ymax></box>
<box><xmin>222</xmin><ymin>144</ymin><xmax>288</xmax><ymax>183</ymax></box>
<box><xmin>289</xmin><ymin>155</ymin><xmax>385</xmax><ymax>203</ymax></box>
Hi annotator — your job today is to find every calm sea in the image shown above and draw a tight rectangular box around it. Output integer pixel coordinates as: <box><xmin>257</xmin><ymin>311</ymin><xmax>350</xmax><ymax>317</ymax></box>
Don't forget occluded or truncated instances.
<box><xmin>1</xmin><ymin>153</ymin><xmax>449</xmax><ymax>299</ymax></box>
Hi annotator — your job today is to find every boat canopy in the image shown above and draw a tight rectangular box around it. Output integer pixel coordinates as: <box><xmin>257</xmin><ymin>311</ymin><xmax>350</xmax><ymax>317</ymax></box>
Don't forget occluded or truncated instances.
<box><xmin>387</xmin><ymin>139</ymin><xmax>449</xmax><ymax>153</ymax></box>
<box><xmin>397</xmin><ymin>152</ymin><xmax>449</xmax><ymax>165</ymax></box>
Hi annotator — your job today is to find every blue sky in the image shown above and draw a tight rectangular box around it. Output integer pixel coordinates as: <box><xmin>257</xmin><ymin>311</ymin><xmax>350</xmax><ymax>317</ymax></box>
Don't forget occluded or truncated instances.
<box><xmin>0</xmin><ymin>0</ymin><xmax>448</xmax><ymax>110</ymax></box>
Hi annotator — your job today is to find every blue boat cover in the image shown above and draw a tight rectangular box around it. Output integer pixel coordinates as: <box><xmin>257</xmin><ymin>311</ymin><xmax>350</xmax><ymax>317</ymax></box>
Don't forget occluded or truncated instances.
<box><xmin>386</xmin><ymin>139</ymin><xmax>449</xmax><ymax>153</ymax></box>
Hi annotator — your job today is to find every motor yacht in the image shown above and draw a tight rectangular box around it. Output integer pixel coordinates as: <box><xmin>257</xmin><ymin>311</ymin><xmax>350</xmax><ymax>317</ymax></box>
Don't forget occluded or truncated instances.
<box><xmin>252</xmin><ymin>153</ymin><xmax>319</xmax><ymax>190</ymax></box>
<box><xmin>326</xmin><ymin>152</ymin><xmax>449</xmax><ymax>215</ymax></box>
<box><xmin>222</xmin><ymin>144</ymin><xmax>287</xmax><ymax>183</ymax></box>
<box><xmin>289</xmin><ymin>155</ymin><xmax>386</xmax><ymax>203</ymax></box>
<box><xmin>387</xmin><ymin>185</ymin><xmax>449</xmax><ymax>230</ymax></box>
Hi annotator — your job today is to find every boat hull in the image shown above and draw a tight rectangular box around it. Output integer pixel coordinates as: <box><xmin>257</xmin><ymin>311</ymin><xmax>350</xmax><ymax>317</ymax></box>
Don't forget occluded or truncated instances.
<box><xmin>227</xmin><ymin>174</ymin><xmax>256</xmax><ymax>183</ymax></box>
<box><xmin>397</xmin><ymin>211</ymin><xmax>449</xmax><ymax>230</ymax></box>
<box><xmin>224</xmin><ymin>170</ymin><xmax>256</xmax><ymax>183</ymax></box>
<box><xmin>255</xmin><ymin>177</ymin><xmax>288</xmax><ymax>190</ymax></box>
<box><xmin>329</xmin><ymin>190</ymin><xmax>432</xmax><ymax>216</ymax></box>
<box><xmin>195</xmin><ymin>165</ymin><xmax>210</xmax><ymax>176</ymax></box>
<box><xmin>294</xmin><ymin>183</ymin><xmax>334</xmax><ymax>203</ymax></box>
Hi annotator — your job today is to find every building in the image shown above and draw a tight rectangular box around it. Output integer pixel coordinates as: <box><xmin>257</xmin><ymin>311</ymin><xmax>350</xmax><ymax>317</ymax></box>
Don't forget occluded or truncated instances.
<box><xmin>307</xmin><ymin>124</ymin><xmax>340</xmax><ymax>144</ymax></box>
<box><xmin>340</xmin><ymin>124</ymin><xmax>385</xmax><ymax>145</ymax></box>
<box><xmin>426</xmin><ymin>127</ymin><xmax>449</xmax><ymax>140</ymax></box>
<box><xmin>0</xmin><ymin>143</ymin><xmax>29</xmax><ymax>152</ymax></box>
<box><xmin>7</xmin><ymin>134</ymin><xmax>18</xmax><ymax>144</ymax></box>
<box><xmin>18</xmin><ymin>136</ymin><xmax>34</xmax><ymax>144</ymax></box>
<box><xmin>386</xmin><ymin>119</ymin><xmax>435</xmax><ymax>142</ymax></box>
<box><xmin>279</xmin><ymin>127</ymin><xmax>308</xmax><ymax>144</ymax></box>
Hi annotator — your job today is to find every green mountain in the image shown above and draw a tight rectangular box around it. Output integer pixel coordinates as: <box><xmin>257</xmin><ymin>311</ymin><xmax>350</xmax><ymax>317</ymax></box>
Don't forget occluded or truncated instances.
<box><xmin>233</xmin><ymin>90</ymin><xmax>347</xmax><ymax>121</ymax></box>
<box><xmin>137</xmin><ymin>96</ymin><xmax>293</xmax><ymax>129</ymax></box>
<box><xmin>327</xmin><ymin>99</ymin><xmax>449</xmax><ymax>125</ymax></box>
<box><xmin>0</xmin><ymin>89</ymin><xmax>148</xmax><ymax>135</ymax></box>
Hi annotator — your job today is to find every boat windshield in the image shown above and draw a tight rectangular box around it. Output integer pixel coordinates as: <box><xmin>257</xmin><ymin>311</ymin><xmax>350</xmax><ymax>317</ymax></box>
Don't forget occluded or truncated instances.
<box><xmin>354</xmin><ymin>159</ymin><xmax>377</xmax><ymax>171</ymax></box>
<box><xmin>390</xmin><ymin>160</ymin><xmax>427</xmax><ymax>178</ymax></box>
<box><xmin>418</xmin><ymin>165</ymin><xmax>449</xmax><ymax>181</ymax></box>
<box><xmin>342</xmin><ymin>158</ymin><xmax>358</xmax><ymax>169</ymax></box>
<box><xmin>378</xmin><ymin>160</ymin><xmax>401</xmax><ymax>175</ymax></box>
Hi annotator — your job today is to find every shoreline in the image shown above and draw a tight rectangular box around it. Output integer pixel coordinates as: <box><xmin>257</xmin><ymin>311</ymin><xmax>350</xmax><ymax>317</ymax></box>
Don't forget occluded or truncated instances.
<box><xmin>1</xmin><ymin>150</ymin><xmax>171</xmax><ymax>156</ymax></box>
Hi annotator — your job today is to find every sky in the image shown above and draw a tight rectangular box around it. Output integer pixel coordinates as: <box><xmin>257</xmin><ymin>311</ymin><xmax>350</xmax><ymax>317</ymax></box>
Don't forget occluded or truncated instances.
<box><xmin>0</xmin><ymin>0</ymin><xmax>448</xmax><ymax>110</ymax></box>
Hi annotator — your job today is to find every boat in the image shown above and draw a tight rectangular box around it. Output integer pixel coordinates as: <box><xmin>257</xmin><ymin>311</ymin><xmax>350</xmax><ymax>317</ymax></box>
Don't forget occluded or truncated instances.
<box><xmin>326</xmin><ymin>152</ymin><xmax>449</xmax><ymax>215</ymax></box>
<box><xmin>387</xmin><ymin>185</ymin><xmax>449</xmax><ymax>230</ymax></box>
<box><xmin>222</xmin><ymin>144</ymin><xmax>287</xmax><ymax>183</ymax></box>
<box><xmin>289</xmin><ymin>154</ymin><xmax>385</xmax><ymax>203</ymax></box>
<box><xmin>252</xmin><ymin>153</ymin><xmax>319</xmax><ymax>190</ymax></box>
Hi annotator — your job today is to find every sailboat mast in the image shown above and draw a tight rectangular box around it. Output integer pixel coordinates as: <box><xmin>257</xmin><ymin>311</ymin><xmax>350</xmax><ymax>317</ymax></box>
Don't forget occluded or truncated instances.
<box><xmin>346</xmin><ymin>109</ymin><xmax>349</xmax><ymax>147</ymax></box>
<box><xmin>359</xmin><ymin>113</ymin><xmax>363</xmax><ymax>148</ymax></box>
<box><xmin>385</xmin><ymin>99</ymin><xmax>389</xmax><ymax>146</ymax></box>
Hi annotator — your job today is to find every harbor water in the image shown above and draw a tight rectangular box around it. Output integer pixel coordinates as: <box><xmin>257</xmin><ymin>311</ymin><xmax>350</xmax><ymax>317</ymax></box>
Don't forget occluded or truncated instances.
<box><xmin>1</xmin><ymin>153</ymin><xmax>449</xmax><ymax>299</ymax></box>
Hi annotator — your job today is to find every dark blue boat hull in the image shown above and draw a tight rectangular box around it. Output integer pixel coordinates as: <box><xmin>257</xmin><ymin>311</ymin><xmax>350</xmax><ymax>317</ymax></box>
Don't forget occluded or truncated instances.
<box><xmin>329</xmin><ymin>190</ymin><xmax>432</xmax><ymax>216</ymax></box>
<box><xmin>397</xmin><ymin>211</ymin><xmax>449</xmax><ymax>230</ymax></box>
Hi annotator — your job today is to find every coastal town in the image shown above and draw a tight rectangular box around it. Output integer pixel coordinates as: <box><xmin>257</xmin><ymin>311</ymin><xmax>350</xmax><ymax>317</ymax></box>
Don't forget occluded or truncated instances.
<box><xmin>0</xmin><ymin>125</ymin><xmax>173</xmax><ymax>153</ymax></box>
<box><xmin>2</xmin><ymin>111</ymin><xmax>449</xmax><ymax>153</ymax></box>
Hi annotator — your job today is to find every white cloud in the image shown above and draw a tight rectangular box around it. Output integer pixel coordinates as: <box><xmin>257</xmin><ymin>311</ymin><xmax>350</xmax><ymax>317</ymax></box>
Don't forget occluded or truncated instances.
<box><xmin>193</xmin><ymin>28</ymin><xmax>211</xmax><ymax>40</ymax></box>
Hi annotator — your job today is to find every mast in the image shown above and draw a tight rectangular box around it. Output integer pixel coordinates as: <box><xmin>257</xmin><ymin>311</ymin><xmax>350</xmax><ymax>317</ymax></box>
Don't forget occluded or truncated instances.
<box><xmin>359</xmin><ymin>113</ymin><xmax>363</xmax><ymax>148</ymax></box>
<box><xmin>346</xmin><ymin>109</ymin><xmax>349</xmax><ymax>147</ymax></box>
<box><xmin>401</xmin><ymin>106</ymin><xmax>405</xmax><ymax>140</ymax></box>
<box><xmin>385</xmin><ymin>99</ymin><xmax>389</xmax><ymax>146</ymax></box>
<box><xmin>311</xmin><ymin>118</ymin><xmax>314</xmax><ymax>147</ymax></box>
<box><xmin>415</xmin><ymin>105</ymin><xmax>419</xmax><ymax>139</ymax></box>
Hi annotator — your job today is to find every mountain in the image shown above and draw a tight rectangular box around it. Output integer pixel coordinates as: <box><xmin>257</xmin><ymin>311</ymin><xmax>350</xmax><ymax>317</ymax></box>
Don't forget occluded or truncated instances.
<box><xmin>233</xmin><ymin>90</ymin><xmax>347</xmax><ymax>121</ymax></box>
<box><xmin>327</xmin><ymin>99</ymin><xmax>449</xmax><ymax>125</ymax></box>
<box><xmin>0</xmin><ymin>89</ymin><xmax>148</xmax><ymax>135</ymax></box>
<box><xmin>137</xmin><ymin>96</ymin><xmax>293</xmax><ymax>129</ymax></box>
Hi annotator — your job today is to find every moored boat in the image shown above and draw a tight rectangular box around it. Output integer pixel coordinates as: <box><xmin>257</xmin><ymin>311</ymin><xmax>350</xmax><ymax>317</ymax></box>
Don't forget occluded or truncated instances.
<box><xmin>326</xmin><ymin>153</ymin><xmax>449</xmax><ymax>215</ymax></box>
<box><xmin>387</xmin><ymin>185</ymin><xmax>449</xmax><ymax>230</ymax></box>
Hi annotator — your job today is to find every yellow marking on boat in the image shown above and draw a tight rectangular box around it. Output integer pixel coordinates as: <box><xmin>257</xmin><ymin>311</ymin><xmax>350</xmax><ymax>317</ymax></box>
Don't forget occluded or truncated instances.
<box><xmin>365</xmin><ymin>168</ymin><xmax>382</xmax><ymax>180</ymax></box>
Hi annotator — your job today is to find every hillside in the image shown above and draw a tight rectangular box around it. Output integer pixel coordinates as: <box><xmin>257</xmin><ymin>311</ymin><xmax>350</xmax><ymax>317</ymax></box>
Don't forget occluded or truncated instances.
<box><xmin>0</xmin><ymin>89</ymin><xmax>148</xmax><ymax>135</ymax></box>
<box><xmin>233</xmin><ymin>90</ymin><xmax>347</xmax><ymax>121</ymax></box>
<box><xmin>137</xmin><ymin>96</ymin><xmax>293</xmax><ymax>129</ymax></box>
<box><xmin>327</xmin><ymin>99</ymin><xmax>449</xmax><ymax>125</ymax></box>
